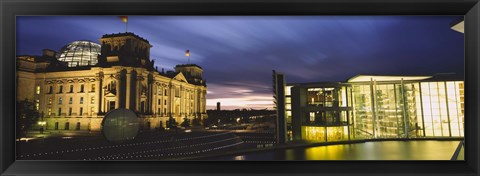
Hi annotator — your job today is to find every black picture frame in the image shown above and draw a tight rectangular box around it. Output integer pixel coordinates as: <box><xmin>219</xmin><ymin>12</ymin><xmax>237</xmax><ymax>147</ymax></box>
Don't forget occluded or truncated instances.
<box><xmin>1</xmin><ymin>0</ymin><xmax>479</xmax><ymax>175</ymax></box>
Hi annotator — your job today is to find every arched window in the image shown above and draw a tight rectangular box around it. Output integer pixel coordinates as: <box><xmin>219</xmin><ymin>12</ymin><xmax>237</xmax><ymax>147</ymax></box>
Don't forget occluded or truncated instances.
<box><xmin>64</xmin><ymin>122</ymin><xmax>70</xmax><ymax>130</ymax></box>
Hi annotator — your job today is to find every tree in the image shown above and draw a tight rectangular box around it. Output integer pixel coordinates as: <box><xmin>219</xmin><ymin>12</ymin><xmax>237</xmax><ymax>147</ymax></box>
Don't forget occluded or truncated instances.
<box><xmin>191</xmin><ymin>118</ymin><xmax>202</xmax><ymax>126</ymax></box>
<box><xmin>16</xmin><ymin>99</ymin><xmax>40</xmax><ymax>138</ymax></box>
<box><xmin>180</xmin><ymin>117</ymin><xmax>190</xmax><ymax>128</ymax></box>
<box><xmin>167</xmin><ymin>116</ymin><xmax>178</xmax><ymax>128</ymax></box>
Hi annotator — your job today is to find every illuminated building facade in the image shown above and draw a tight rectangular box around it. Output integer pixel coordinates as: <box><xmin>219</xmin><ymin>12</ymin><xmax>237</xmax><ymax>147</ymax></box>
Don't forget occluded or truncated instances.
<box><xmin>17</xmin><ymin>32</ymin><xmax>207</xmax><ymax>133</ymax></box>
<box><xmin>282</xmin><ymin>74</ymin><xmax>464</xmax><ymax>142</ymax></box>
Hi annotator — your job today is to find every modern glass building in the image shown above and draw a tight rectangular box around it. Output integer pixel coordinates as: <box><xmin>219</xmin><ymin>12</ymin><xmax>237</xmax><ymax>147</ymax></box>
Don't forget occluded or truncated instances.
<box><xmin>283</xmin><ymin>74</ymin><xmax>464</xmax><ymax>143</ymax></box>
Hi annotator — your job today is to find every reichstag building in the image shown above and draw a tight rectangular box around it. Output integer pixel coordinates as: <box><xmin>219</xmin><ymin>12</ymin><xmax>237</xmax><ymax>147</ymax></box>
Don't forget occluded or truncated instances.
<box><xmin>17</xmin><ymin>32</ymin><xmax>207</xmax><ymax>133</ymax></box>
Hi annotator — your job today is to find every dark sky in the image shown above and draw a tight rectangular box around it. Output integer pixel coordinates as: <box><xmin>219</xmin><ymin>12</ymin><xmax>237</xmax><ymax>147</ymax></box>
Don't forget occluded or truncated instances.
<box><xmin>16</xmin><ymin>16</ymin><xmax>464</xmax><ymax>110</ymax></box>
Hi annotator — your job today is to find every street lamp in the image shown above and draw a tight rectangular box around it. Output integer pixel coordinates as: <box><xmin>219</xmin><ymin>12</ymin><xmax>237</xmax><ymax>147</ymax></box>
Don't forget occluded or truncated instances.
<box><xmin>38</xmin><ymin>121</ymin><xmax>46</xmax><ymax>134</ymax></box>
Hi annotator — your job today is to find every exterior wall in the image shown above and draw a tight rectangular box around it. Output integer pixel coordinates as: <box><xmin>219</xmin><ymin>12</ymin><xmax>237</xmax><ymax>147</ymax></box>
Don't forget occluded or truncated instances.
<box><xmin>17</xmin><ymin>65</ymin><xmax>207</xmax><ymax>133</ymax></box>
<box><xmin>288</xmin><ymin>79</ymin><xmax>464</xmax><ymax>143</ymax></box>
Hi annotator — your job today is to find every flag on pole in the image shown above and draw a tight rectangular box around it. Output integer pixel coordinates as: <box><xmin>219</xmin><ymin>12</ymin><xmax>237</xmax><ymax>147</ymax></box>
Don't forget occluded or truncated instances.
<box><xmin>119</xmin><ymin>16</ymin><xmax>128</xmax><ymax>23</ymax></box>
<box><xmin>185</xmin><ymin>50</ymin><xmax>190</xmax><ymax>57</ymax></box>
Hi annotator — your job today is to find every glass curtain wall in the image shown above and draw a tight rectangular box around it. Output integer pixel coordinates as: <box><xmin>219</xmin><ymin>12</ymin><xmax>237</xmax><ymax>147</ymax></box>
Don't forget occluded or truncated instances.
<box><xmin>420</xmin><ymin>81</ymin><xmax>464</xmax><ymax>137</ymax></box>
<box><xmin>352</xmin><ymin>85</ymin><xmax>374</xmax><ymax>139</ymax></box>
<box><xmin>297</xmin><ymin>80</ymin><xmax>463</xmax><ymax>143</ymax></box>
<box><xmin>352</xmin><ymin>80</ymin><xmax>464</xmax><ymax>139</ymax></box>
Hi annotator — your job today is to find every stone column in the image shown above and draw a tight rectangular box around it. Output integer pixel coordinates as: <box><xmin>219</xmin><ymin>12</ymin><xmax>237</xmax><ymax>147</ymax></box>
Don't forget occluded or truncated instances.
<box><xmin>126</xmin><ymin>69</ymin><xmax>132</xmax><ymax>109</ymax></box>
<box><xmin>136</xmin><ymin>75</ymin><xmax>142</xmax><ymax>112</ymax></box>
<box><xmin>115</xmin><ymin>73</ymin><xmax>121</xmax><ymax>109</ymax></box>
<box><xmin>97</xmin><ymin>72</ymin><xmax>103</xmax><ymax>114</ymax></box>
<box><xmin>148</xmin><ymin>74</ymin><xmax>153</xmax><ymax>114</ymax></box>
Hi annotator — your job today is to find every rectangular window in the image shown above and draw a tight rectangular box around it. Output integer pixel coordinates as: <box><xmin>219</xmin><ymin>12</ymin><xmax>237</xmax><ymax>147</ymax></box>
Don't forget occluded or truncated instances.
<box><xmin>59</xmin><ymin>85</ymin><xmax>63</xmax><ymax>93</ymax></box>
<box><xmin>80</xmin><ymin>97</ymin><xmax>84</xmax><ymax>104</ymax></box>
<box><xmin>80</xmin><ymin>84</ymin><xmax>84</xmax><ymax>92</ymax></box>
<box><xmin>91</xmin><ymin>107</ymin><xmax>95</xmax><ymax>115</ymax></box>
<box><xmin>91</xmin><ymin>84</ymin><xmax>95</xmax><ymax>92</ymax></box>
<box><xmin>91</xmin><ymin>97</ymin><xmax>95</xmax><ymax>104</ymax></box>
<box><xmin>158</xmin><ymin>99</ymin><xmax>161</xmax><ymax>105</ymax></box>
<box><xmin>175</xmin><ymin>88</ymin><xmax>180</xmax><ymax>97</ymax></box>
<box><xmin>55</xmin><ymin>122</ymin><xmax>59</xmax><ymax>130</ymax></box>
<box><xmin>164</xmin><ymin>108</ymin><xmax>167</xmax><ymax>114</ymax></box>
<box><xmin>58</xmin><ymin>108</ymin><xmax>62</xmax><ymax>116</ymax></box>
<box><xmin>164</xmin><ymin>88</ymin><xmax>168</xmax><ymax>96</ymax></box>
<box><xmin>79</xmin><ymin>107</ymin><xmax>83</xmax><ymax>116</ymax></box>
<box><xmin>309</xmin><ymin>112</ymin><xmax>315</xmax><ymax>122</ymax></box>
<box><xmin>76</xmin><ymin>122</ymin><xmax>81</xmax><ymax>130</ymax></box>
<box><xmin>48</xmin><ymin>86</ymin><xmax>53</xmax><ymax>94</ymax></box>
<box><xmin>35</xmin><ymin>99</ymin><xmax>40</xmax><ymax>110</ymax></box>
<box><xmin>69</xmin><ymin>85</ymin><xmax>74</xmax><ymax>93</ymax></box>
<box><xmin>58</xmin><ymin>97</ymin><xmax>63</xmax><ymax>104</ymax></box>
<box><xmin>36</xmin><ymin>86</ymin><xmax>41</xmax><ymax>95</ymax></box>
<box><xmin>164</xmin><ymin>100</ymin><xmax>167</xmax><ymax>105</ymax></box>
<box><xmin>48</xmin><ymin>98</ymin><xmax>52</xmax><ymax>105</ymax></box>
<box><xmin>69</xmin><ymin>107</ymin><xmax>72</xmax><ymax>116</ymax></box>
<box><xmin>65</xmin><ymin>122</ymin><xmax>70</xmax><ymax>130</ymax></box>
<box><xmin>69</xmin><ymin>97</ymin><xmax>73</xmax><ymax>104</ymax></box>
<box><xmin>157</xmin><ymin>87</ymin><xmax>162</xmax><ymax>95</ymax></box>
<box><xmin>48</xmin><ymin>108</ymin><xmax>52</xmax><ymax>116</ymax></box>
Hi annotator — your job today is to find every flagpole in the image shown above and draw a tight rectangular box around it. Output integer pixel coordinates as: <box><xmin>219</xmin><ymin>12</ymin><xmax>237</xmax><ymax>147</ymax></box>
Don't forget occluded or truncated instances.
<box><xmin>126</xmin><ymin>20</ymin><xmax>128</xmax><ymax>32</ymax></box>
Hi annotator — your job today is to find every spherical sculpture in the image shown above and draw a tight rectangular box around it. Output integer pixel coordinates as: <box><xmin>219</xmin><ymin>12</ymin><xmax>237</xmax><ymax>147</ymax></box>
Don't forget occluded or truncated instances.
<box><xmin>56</xmin><ymin>40</ymin><xmax>101</xmax><ymax>67</ymax></box>
<box><xmin>102</xmin><ymin>109</ymin><xmax>140</xmax><ymax>143</ymax></box>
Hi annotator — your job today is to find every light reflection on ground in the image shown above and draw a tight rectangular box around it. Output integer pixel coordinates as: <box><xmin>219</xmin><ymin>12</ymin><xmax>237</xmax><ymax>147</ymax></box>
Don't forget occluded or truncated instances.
<box><xmin>209</xmin><ymin>140</ymin><xmax>462</xmax><ymax>160</ymax></box>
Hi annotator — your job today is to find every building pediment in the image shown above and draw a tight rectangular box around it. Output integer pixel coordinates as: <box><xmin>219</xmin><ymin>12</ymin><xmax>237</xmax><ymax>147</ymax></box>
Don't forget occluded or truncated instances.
<box><xmin>105</xmin><ymin>92</ymin><xmax>116</xmax><ymax>97</ymax></box>
<box><xmin>173</xmin><ymin>72</ymin><xmax>188</xmax><ymax>83</ymax></box>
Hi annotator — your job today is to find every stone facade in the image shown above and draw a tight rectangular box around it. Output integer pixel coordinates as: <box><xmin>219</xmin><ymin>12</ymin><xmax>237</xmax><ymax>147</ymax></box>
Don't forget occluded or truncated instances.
<box><xmin>17</xmin><ymin>32</ymin><xmax>207</xmax><ymax>133</ymax></box>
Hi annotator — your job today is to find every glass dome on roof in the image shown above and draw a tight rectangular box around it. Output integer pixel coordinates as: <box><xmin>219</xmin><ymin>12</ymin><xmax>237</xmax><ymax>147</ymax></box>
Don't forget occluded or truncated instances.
<box><xmin>56</xmin><ymin>40</ymin><xmax>101</xmax><ymax>67</ymax></box>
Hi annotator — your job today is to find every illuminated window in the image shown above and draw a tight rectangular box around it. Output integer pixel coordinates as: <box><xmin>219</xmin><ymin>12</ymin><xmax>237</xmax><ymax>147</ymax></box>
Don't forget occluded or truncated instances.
<box><xmin>80</xmin><ymin>97</ymin><xmax>84</xmax><ymax>104</ymax></box>
<box><xmin>91</xmin><ymin>84</ymin><xmax>95</xmax><ymax>92</ymax></box>
<box><xmin>91</xmin><ymin>97</ymin><xmax>95</xmax><ymax>104</ymax></box>
<box><xmin>48</xmin><ymin>108</ymin><xmax>52</xmax><ymax>116</ymax></box>
<box><xmin>36</xmin><ymin>86</ymin><xmax>41</xmax><ymax>95</ymax></box>
<box><xmin>157</xmin><ymin>87</ymin><xmax>162</xmax><ymax>95</ymax></box>
<box><xmin>90</xmin><ymin>107</ymin><xmax>95</xmax><ymax>115</ymax></box>
<box><xmin>309</xmin><ymin>112</ymin><xmax>315</xmax><ymax>122</ymax></box>
<box><xmin>35</xmin><ymin>99</ymin><xmax>40</xmax><ymax>110</ymax></box>
<box><xmin>48</xmin><ymin>98</ymin><xmax>52</xmax><ymax>105</ymax></box>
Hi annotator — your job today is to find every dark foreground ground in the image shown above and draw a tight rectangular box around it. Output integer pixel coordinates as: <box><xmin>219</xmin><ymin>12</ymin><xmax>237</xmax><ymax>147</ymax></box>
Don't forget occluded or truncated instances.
<box><xmin>16</xmin><ymin>129</ymin><xmax>275</xmax><ymax>160</ymax></box>
<box><xmin>17</xmin><ymin>129</ymin><xmax>463</xmax><ymax>161</ymax></box>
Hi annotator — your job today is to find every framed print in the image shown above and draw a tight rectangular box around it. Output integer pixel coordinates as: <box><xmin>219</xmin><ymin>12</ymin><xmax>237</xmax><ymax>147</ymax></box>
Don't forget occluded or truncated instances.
<box><xmin>1</xmin><ymin>0</ymin><xmax>479</xmax><ymax>175</ymax></box>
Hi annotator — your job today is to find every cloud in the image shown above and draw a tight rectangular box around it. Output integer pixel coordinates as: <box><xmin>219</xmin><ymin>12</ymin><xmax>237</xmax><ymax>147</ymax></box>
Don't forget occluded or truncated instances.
<box><xmin>17</xmin><ymin>16</ymin><xmax>464</xmax><ymax>110</ymax></box>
